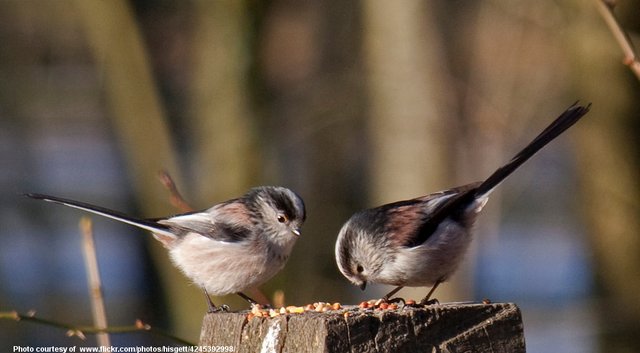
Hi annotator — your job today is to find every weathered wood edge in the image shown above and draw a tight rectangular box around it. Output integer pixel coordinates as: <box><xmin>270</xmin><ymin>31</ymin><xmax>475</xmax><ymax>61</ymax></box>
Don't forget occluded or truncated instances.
<box><xmin>200</xmin><ymin>302</ymin><xmax>526</xmax><ymax>353</ymax></box>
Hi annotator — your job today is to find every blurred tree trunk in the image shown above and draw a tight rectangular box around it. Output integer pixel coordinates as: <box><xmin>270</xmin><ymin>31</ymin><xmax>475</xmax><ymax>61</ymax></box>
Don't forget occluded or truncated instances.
<box><xmin>189</xmin><ymin>0</ymin><xmax>258</xmax><ymax>203</ymax></box>
<box><xmin>361</xmin><ymin>1</ymin><xmax>457</xmax><ymax>299</ymax></box>
<box><xmin>458</xmin><ymin>1</ymin><xmax>571</xmax><ymax>302</ymax></box>
<box><xmin>255</xmin><ymin>0</ymin><xmax>369</xmax><ymax>304</ymax></box>
<box><xmin>167</xmin><ymin>0</ymin><xmax>370</xmax><ymax>308</ymax></box>
<box><xmin>188</xmin><ymin>0</ymin><xmax>261</xmax><ymax>309</ymax></box>
<box><xmin>460</xmin><ymin>1</ymin><xmax>569</xmax><ymax>184</ymax></box>
<box><xmin>570</xmin><ymin>2</ymin><xmax>640</xmax><ymax>351</ymax></box>
<box><xmin>73</xmin><ymin>0</ymin><xmax>199</xmax><ymax>341</ymax></box>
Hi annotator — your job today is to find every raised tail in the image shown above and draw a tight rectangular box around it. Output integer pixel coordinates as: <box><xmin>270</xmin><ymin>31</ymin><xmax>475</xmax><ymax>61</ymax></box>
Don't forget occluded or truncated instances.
<box><xmin>474</xmin><ymin>102</ymin><xmax>591</xmax><ymax>198</ymax></box>
<box><xmin>25</xmin><ymin>193</ymin><xmax>175</xmax><ymax>238</ymax></box>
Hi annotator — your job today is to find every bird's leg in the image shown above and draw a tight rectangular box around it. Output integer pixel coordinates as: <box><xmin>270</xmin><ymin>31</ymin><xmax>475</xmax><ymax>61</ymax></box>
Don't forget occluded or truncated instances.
<box><xmin>375</xmin><ymin>286</ymin><xmax>405</xmax><ymax>306</ymax></box>
<box><xmin>419</xmin><ymin>279</ymin><xmax>443</xmax><ymax>305</ymax></box>
<box><xmin>203</xmin><ymin>289</ymin><xmax>228</xmax><ymax>313</ymax></box>
<box><xmin>382</xmin><ymin>286</ymin><xmax>404</xmax><ymax>301</ymax></box>
<box><xmin>237</xmin><ymin>292</ymin><xmax>268</xmax><ymax>309</ymax></box>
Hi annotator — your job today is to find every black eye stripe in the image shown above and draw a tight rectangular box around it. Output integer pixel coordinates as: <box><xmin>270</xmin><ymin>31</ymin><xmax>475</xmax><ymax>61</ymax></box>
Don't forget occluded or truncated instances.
<box><xmin>243</xmin><ymin>186</ymin><xmax>306</xmax><ymax>223</ymax></box>
<box><xmin>267</xmin><ymin>190</ymin><xmax>298</xmax><ymax>220</ymax></box>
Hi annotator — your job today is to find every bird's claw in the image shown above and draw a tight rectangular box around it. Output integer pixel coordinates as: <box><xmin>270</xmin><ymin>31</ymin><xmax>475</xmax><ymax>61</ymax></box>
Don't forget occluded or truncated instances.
<box><xmin>387</xmin><ymin>297</ymin><xmax>406</xmax><ymax>306</ymax></box>
<box><xmin>207</xmin><ymin>304</ymin><xmax>230</xmax><ymax>314</ymax></box>
<box><xmin>375</xmin><ymin>296</ymin><xmax>406</xmax><ymax>307</ymax></box>
<box><xmin>419</xmin><ymin>298</ymin><xmax>439</xmax><ymax>306</ymax></box>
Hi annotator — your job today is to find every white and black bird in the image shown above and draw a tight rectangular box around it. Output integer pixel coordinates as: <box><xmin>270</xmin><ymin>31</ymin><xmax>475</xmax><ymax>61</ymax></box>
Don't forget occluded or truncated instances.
<box><xmin>27</xmin><ymin>186</ymin><xmax>306</xmax><ymax>312</ymax></box>
<box><xmin>335</xmin><ymin>103</ymin><xmax>590</xmax><ymax>304</ymax></box>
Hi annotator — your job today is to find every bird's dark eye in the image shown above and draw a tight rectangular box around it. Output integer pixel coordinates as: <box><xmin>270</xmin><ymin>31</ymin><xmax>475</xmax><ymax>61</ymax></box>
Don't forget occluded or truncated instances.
<box><xmin>277</xmin><ymin>215</ymin><xmax>287</xmax><ymax>223</ymax></box>
<box><xmin>356</xmin><ymin>265</ymin><xmax>364</xmax><ymax>273</ymax></box>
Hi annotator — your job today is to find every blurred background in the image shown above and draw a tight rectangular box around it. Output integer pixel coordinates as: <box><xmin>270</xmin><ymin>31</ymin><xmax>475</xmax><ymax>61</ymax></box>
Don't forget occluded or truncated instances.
<box><xmin>0</xmin><ymin>0</ymin><xmax>638</xmax><ymax>352</ymax></box>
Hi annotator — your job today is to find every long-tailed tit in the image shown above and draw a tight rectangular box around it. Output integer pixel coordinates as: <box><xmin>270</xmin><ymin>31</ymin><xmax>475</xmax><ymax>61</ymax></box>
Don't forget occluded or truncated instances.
<box><xmin>27</xmin><ymin>186</ymin><xmax>306</xmax><ymax>312</ymax></box>
<box><xmin>335</xmin><ymin>103</ymin><xmax>590</xmax><ymax>304</ymax></box>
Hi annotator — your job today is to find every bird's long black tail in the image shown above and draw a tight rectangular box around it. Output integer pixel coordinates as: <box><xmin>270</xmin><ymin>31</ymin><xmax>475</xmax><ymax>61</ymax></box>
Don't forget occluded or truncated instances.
<box><xmin>25</xmin><ymin>193</ymin><xmax>174</xmax><ymax>238</ymax></box>
<box><xmin>474</xmin><ymin>102</ymin><xmax>591</xmax><ymax>198</ymax></box>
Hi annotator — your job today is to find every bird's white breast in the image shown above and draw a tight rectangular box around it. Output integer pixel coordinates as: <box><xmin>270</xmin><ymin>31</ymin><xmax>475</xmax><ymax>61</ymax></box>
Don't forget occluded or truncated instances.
<box><xmin>168</xmin><ymin>233</ymin><xmax>285</xmax><ymax>296</ymax></box>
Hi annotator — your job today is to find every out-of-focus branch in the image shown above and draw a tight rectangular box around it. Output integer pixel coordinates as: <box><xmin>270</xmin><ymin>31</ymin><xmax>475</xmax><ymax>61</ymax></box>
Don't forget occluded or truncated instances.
<box><xmin>596</xmin><ymin>0</ymin><xmax>640</xmax><ymax>80</ymax></box>
<box><xmin>0</xmin><ymin>311</ymin><xmax>195</xmax><ymax>346</ymax></box>
<box><xmin>158</xmin><ymin>170</ymin><xmax>194</xmax><ymax>213</ymax></box>
<box><xmin>80</xmin><ymin>218</ymin><xmax>110</xmax><ymax>347</ymax></box>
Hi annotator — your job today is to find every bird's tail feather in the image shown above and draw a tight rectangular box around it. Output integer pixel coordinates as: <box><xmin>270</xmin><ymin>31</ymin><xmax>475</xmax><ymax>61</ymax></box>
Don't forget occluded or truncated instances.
<box><xmin>25</xmin><ymin>193</ymin><xmax>175</xmax><ymax>238</ymax></box>
<box><xmin>474</xmin><ymin>102</ymin><xmax>591</xmax><ymax>198</ymax></box>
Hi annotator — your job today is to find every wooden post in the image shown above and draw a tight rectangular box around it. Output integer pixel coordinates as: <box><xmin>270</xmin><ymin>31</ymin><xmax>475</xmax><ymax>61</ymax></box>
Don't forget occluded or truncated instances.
<box><xmin>200</xmin><ymin>302</ymin><xmax>525</xmax><ymax>352</ymax></box>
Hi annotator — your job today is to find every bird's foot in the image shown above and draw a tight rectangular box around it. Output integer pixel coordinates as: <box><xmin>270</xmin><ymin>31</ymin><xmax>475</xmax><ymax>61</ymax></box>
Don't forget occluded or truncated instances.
<box><xmin>418</xmin><ymin>297</ymin><xmax>440</xmax><ymax>306</ymax></box>
<box><xmin>207</xmin><ymin>304</ymin><xmax>230</xmax><ymax>314</ymax></box>
<box><xmin>375</xmin><ymin>296</ymin><xmax>406</xmax><ymax>307</ymax></box>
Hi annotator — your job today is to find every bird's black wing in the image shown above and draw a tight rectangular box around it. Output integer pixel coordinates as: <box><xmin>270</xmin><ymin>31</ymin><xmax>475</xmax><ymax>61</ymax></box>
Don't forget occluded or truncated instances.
<box><xmin>393</xmin><ymin>183</ymin><xmax>480</xmax><ymax>248</ymax></box>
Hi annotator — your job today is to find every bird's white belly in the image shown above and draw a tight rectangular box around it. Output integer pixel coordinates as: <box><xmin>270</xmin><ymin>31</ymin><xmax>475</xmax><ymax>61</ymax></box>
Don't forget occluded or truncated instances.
<box><xmin>168</xmin><ymin>233</ymin><xmax>279</xmax><ymax>296</ymax></box>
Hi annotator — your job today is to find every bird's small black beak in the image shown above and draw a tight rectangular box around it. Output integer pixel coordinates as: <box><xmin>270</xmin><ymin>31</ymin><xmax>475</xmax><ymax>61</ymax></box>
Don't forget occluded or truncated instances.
<box><xmin>359</xmin><ymin>281</ymin><xmax>367</xmax><ymax>291</ymax></box>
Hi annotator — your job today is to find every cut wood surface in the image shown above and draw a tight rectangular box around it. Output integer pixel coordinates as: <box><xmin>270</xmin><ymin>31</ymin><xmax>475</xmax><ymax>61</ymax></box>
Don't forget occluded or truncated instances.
<box><xmin>200</xmin><ymin>302</ymin><xmax>525</xmax><ymax>353</ymax></box>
